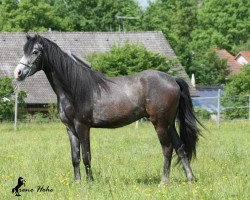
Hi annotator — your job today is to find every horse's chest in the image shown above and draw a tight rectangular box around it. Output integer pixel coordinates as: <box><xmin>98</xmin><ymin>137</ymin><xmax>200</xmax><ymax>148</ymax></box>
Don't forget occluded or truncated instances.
<box><xmin>58</xmin><ymin>99</ymin><xmax>74</xmax><ymax>125</ymax></box>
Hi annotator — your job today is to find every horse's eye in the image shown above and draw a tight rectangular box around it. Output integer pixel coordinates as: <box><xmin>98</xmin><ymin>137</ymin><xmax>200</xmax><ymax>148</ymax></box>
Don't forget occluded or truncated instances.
<box><xmin>32</xmin><ymin>50</ymin><xmax>39</xmax><ymax>55</ymax></box>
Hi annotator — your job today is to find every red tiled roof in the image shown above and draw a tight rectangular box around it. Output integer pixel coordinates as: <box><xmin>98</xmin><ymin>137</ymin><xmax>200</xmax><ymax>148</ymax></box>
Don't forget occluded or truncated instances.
<box><xmin>215</xmin><ymin>48</ymin><xmax>241</xmax><ymax>72</ymax></box>
<box><xmin>235</xmin><ymin>51</ymin><xmax>250</xmax><ymax>62</ymax></box>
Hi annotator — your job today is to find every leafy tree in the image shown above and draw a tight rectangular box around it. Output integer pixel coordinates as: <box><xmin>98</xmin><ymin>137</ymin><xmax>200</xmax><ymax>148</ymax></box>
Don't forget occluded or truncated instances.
<box><xmin>51</xmin><ymin>0</ymin><xmax>142</xmax><ymax>31</ymax></box>
<box><xmin>142</xmin><ymin>0</ymin><xmax>199</xmax><ymax>67</ymax></box>
<box><xmin>188</xmin><ymin>49</ymin><xmax>229</xmax><ymax>86</ymax></box>
<box><xmin>186</xmin><ymin>0</ymin><xmax>250</xmax><ymax>85</ymax></box>
<box><xmin>87</xmin><ymin>42</ymin><xmax>177</xmax><ymax>76</ymax></box>
<box><xmin>0</xmin><ymin>0</ymin><xmax>61</xmax><ymax>32</ymax></box>
<box><xmin>191</xmin><ymin>0</ymin><xmax>250</xmax><ymax>53</ymax></box>
<box><xmin>222</xmin><ymin>64</ymin><xmax>250</xmax><ymax>119</ymax></box>
<box><xmin>0</xmin><ymin>76</ymin><xmax>27</xmax><ymax>122</ymax></box>
<box><xmin>0</xmin><ymin>0</ymin><xmax>18</xmax><ymax>30</ymax></box>
<box><xmin>235</xmin><ymin>38</ymin><xmax>250</xmax><ymax>53</ymax></box>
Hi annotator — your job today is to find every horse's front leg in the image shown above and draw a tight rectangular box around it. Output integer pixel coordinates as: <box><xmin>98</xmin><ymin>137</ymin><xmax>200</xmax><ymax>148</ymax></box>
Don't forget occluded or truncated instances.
<box><xmin>67</xmin><ymin>127</ymin><xmax>81</xmax><ymax>181</ymax></box>
<box><xmin>74</xmin><ymin>121</ymin><xmax>94</xmax><ymax>181</ymax></box>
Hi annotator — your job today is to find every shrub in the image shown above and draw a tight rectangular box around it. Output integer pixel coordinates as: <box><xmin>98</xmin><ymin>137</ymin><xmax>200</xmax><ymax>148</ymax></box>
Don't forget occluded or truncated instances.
<box><xmin>24</xmin><ymin>113</ymin><xmax>49</xmax><ymax>123</ymax></box>
<box><xmin>48</xmin><ymin>103</ymin><xmax>59</xmax><ymax>121</ymax></box>
<box><xmin>87</xmin><ymin>42</ymin><xmax>178</xmax><ymax>77</ymax></box>
<box><xmin>194</xmin><ymin>107</ymin><xmax>211</xmax><ymax>120</ymax></box>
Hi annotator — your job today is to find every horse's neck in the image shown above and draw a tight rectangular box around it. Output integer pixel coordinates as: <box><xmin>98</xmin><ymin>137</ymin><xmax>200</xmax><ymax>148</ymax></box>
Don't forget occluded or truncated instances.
<box><xmin>43</xmin><ymin>66</ymin><xmax>70</xmax><ymax>100</ymax></box>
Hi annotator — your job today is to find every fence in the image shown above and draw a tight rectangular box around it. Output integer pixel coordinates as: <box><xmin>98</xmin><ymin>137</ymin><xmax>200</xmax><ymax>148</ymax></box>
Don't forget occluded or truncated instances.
<box><xmin>192</xmin><ymin>89</ymin><xmax>250</xmax><ymax>128</ymax></box>
<box><xmin>2</xmin><ymin>88</ymin><xmax>250</xmax><ymax>130</ymax></box>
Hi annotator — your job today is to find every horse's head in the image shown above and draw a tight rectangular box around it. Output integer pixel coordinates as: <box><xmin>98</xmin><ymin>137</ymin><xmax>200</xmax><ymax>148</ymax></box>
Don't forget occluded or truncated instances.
<box><xmin>14</xmin><ymin>34</ymin><xmax>44</xmax><ymax>81</ymax></box>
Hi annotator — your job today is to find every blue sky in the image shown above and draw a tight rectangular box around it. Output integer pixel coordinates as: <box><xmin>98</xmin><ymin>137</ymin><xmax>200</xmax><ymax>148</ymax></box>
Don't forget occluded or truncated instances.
<box><xmin>137</xmin><ymin>0</ymin><xmax>151</xmax><ymax>9</ymax></box>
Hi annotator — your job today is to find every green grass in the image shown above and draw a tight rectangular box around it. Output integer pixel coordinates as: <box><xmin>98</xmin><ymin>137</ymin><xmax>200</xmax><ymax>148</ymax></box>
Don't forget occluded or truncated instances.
<box><xmin>0</xmin><ymin>121</ymin><xmax>249</xmax><ymax>200</ymax></box>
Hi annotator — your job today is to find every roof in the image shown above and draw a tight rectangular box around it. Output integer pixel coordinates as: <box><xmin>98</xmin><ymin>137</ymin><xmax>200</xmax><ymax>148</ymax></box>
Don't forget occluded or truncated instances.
<box><xmin>235</xmin><ymin>51</ymin><xmax>250</xmax><ymax>63</ymax></box>
<box><xmin>0</xmin><ymin>32</ymin><xmax>197</xmax><ymax>104</ymax></box>
<box><xmin>215</xmin><ymin>48</ymin><xmax>241</xmax><ymax>72</ymax></box>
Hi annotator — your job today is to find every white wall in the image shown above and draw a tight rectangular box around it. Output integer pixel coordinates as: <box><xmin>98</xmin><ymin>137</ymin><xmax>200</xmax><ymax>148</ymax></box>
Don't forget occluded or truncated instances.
<box><xmin>236</xmin><ymin>55</ymin><xmax>248</xmax><ymax>65</ymax></box>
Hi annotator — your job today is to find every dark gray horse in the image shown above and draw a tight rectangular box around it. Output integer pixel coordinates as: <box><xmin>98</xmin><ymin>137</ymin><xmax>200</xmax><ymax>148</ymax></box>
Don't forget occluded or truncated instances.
<box><xmin>14</xmin><ymin>34</ymin><xmax>201</xmax><ymax>185</ymax></box>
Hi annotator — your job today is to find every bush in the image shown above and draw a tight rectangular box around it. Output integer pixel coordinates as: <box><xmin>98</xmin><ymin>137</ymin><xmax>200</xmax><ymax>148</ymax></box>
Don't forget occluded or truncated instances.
<box><xmin>0</xmin><ymin>76</ymin><xmax>27</xmax><ymax>122</ymax></box>
<box><xmin>222</xmin><ymin>64</ymin><xmax>250</xmax><ymax>119</ymax></box>
<box><xmin>87</xmin><ymin>42</ymin><xmax>178</xmax><ymax>76</ymax></box>
<box><xmin>24</xmin><ymin>113</ymin><xmax>50</xmax><ymax>123</ymax></box>
<box><xmin>194</xmin><ymin>107</ymin><xmax>211</xmax><ymax>120</ymax></box>
<box><xmin>48</xmin><ymin>103</ymin><xmax>59</xmax><ymax>121</ymax></box>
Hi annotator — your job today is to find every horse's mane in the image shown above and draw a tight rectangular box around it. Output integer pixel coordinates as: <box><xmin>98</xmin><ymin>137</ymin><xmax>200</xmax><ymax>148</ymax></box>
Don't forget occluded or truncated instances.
<box><xmin>24</xmin><ymin>35</ymin><xmax>110</xmax><ymax>112</ymax></box>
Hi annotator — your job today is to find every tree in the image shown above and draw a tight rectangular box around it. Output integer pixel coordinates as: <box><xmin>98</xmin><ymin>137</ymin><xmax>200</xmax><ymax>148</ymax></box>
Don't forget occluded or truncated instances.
<box><xmin>51</xmin><ymin>0</ymin><xmax>142</xmax><ymax>31</ymax></box>
<box><xmin>142</xmin><ymin>0</ymin><xmax>199</xmax><ymax>67</ymax></box>
<box><xmin>87</xmin><ymin>42</ymin><xmax>177</xmax><ymax>76</ymax></box>
<box><xmin>235</xmin><ymin>38</ymin><xmax>250</xmax><ymax>53</ymax></box>
<box><xmin>186</xmin><ymin>0</ymin><xmax>250</xmax><ymax>85</ymax></box>
<box><xmin>0</xmin><ymin>0</ymin><xmax>18</xmax><ymax>31</ymax></box>
<box><xmin>191</xmin><ymin>0</ymin><xmax>250</xmax><ymax>53</ymax></box>
<box><xmin>0</xmin><ymin>0</ymin><xmax>61</xmax><ymax>32</ymax></box>
<box><xmin>189</xmin><ymin>49</ymin><xmax>229</xmax><ymax>86</ymax></box>
<box><xmin>222</xmin><ymin>64</ymin><xmax>250</xmax><ymax>119</ymax></box>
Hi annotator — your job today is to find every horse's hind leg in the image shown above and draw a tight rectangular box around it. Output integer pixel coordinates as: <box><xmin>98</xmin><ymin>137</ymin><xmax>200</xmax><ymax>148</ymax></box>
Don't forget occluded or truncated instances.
<box><xmin>171</xmin><ymin>126</ymin><xmax>197</xmax><ymax>182</ymax></box>
<box><xmin>155</xmin><ymin>124</ymin><xmax>173</xmax><ymax>186</ymax></box>
<box><xmin>67</xmin><ymin>127</ymin><xmax>81</xmax><ymax>181</ymax></box>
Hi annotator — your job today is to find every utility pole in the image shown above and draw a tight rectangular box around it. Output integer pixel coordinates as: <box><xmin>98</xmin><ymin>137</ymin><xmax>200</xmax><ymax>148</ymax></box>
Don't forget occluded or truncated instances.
<box><xmin>116</xmin><ymin>16</ymin><xmax>139</xmax><ymax>32</ymax></box>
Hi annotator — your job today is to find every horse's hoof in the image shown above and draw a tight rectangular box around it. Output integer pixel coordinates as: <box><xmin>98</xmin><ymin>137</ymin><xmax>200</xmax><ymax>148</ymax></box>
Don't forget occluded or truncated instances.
<box><xmin>75</xmin><ymin>179</ymin><xmax>81</xmax><ymax>183</ymax></box>
<box><xmin>188</xmin><ymin>177</ymin><xmax>198</xmax><ymax>183</ymax></box>
<box><xmin>158</xmin><ymin>179</ymin><xmax>171</xmax><ymax>187</ymax></box>
<box><xmin>86</xmin><ymin>176</ymin><xmax>94</xmax><ymax>182</ymax></box>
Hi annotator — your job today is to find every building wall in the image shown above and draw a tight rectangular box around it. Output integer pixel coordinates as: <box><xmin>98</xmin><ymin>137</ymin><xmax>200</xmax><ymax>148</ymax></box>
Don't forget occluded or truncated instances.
<box><xmin>236</xmin><ymin>55</ymin><xmax>248</xmax><ymax>65</ymax></box>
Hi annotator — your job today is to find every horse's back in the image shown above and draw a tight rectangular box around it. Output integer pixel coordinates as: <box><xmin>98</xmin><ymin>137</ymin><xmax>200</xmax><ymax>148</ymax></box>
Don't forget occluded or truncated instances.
<box><xmin>91</xmin><ymin>70</ymin><xmax>180</xmax><ymax>128</ymax></box>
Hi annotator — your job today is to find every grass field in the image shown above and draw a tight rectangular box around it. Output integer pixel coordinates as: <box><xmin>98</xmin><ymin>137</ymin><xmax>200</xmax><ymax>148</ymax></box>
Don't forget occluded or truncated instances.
<box><xmin>0</xmin><ymin>121</ymin><xmax>249</xmax><ymax>200</ymax></box>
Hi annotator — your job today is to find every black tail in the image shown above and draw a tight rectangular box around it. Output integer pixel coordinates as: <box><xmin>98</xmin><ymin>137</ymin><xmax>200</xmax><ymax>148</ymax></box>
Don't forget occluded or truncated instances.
<box><xmin>175</xmin><ymin>78</ymin><xmax>202</xmax><ymax>161</ymax></box>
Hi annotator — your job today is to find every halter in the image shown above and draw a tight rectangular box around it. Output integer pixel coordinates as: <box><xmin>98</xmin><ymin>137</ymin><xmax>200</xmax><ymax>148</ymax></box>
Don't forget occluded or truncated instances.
<box><xmin>10</xmin><ymin>51</ymin><xmax>44</xmax><ymax>95</ymax></box>
<box><xmin>18</xmin><ymin>51</ymin><xmax>43</xmax><ymax>71</ymax></box>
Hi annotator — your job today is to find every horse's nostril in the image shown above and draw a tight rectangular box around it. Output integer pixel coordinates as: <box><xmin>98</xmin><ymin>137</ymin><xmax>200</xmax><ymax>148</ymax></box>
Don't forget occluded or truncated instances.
<box><xmin>18</xmin><ymin>70</ymin><xmax>22</xmax><ymax>76</ymax></box>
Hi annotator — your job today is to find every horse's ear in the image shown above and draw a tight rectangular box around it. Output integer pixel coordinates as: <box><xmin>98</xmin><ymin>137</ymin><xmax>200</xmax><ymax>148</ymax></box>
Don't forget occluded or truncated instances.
<box><xmin>26</xmin><ymin>33</ymin><xmax>31</xmax><ymax>40</ymax></box>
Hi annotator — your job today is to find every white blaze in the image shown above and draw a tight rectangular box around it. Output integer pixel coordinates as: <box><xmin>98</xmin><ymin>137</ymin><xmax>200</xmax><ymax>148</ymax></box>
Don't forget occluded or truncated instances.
<box><xmin>14</xmin><ymin>56</ymin><xmax>28</xmax><ymax>79</ymax></box>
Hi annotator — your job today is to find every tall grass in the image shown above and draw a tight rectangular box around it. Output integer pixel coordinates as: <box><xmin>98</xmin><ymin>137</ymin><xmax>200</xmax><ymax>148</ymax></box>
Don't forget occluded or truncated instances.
<box><xmin>0</xmin><ymin>121</ymin><xmax>249</xmax><ymax>199</ymax></box>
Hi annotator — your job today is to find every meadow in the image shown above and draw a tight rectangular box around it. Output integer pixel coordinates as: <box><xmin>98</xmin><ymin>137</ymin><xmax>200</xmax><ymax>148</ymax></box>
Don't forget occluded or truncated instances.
<box><xmin>0</xmin><ymin>121</ymin><xmax>249</xmax><ymax>200</ymax></box>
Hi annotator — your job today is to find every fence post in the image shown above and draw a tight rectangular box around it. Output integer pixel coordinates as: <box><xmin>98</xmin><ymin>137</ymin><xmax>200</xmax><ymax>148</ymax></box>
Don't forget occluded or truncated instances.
<box><xmin>217</xmin><ymin>89</ymin><xmax>221</xmax><ymax>128</ymax></box>
<box><xmin>14</xmin><ymin>86</ymin><xmax>18</xmax><ymax>131</ymax></box>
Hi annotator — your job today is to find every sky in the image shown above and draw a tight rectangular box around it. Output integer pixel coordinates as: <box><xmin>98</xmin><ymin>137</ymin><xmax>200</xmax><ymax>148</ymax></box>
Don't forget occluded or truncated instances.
<box><xmin>137</xmin><ymin>0</ymin><xmax>151</xmax><ymax>9</ymax></box>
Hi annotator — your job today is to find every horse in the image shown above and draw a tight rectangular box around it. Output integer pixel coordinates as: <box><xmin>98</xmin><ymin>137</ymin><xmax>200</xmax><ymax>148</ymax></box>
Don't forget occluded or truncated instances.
<box><xmin>12</xmin><ymin>177</ymin><xmax>25</xmax><ymax>196</ymax></box>
<box><xmin>14</xmin><ymin>34</ymin><xmax>202</xmax><ymax>185</ymax></box>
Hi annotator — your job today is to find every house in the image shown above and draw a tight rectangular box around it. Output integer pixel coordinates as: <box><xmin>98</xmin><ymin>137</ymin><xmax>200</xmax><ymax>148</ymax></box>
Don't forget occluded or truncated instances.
<box><xmin>235</xmin><ymin>51</ymin><xmax>250</xmax><ymax>65</ymax></box>
<box><xmin>0</xmin><ymin>31</ymin><xmax>197</xmax><ymax>112</ymax></box>
<box><xmin>215</xmin><ymin>48</ymin><xmax>242</xmax><ymax>72</ymax></box>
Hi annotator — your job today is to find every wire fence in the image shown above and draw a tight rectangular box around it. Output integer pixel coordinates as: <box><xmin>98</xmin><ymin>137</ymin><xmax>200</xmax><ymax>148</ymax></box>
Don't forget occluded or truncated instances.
<box><xmin>2</xmin><ymin>88</ymin><xmax>250</xmax><ymax>130</ymax></box>
<box><xmin>192</xmin><ymin>90</ymin><xmax>250</xmax><ymax>128</ymax></box>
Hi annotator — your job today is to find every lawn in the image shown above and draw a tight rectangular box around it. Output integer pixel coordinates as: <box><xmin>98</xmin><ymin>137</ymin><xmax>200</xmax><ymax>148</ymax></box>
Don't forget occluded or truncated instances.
<box><xmin>0</xmin><ymin>121</ymin><xmax>249</xmax><ymax>200</ymax></box>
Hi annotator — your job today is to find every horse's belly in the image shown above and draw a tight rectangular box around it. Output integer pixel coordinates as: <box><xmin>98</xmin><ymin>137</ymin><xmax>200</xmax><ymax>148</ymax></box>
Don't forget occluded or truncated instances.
<box><xmin>91</xmin><ymin>103</ymin><xmax>147</xmax><ymax>128</ymax></box>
